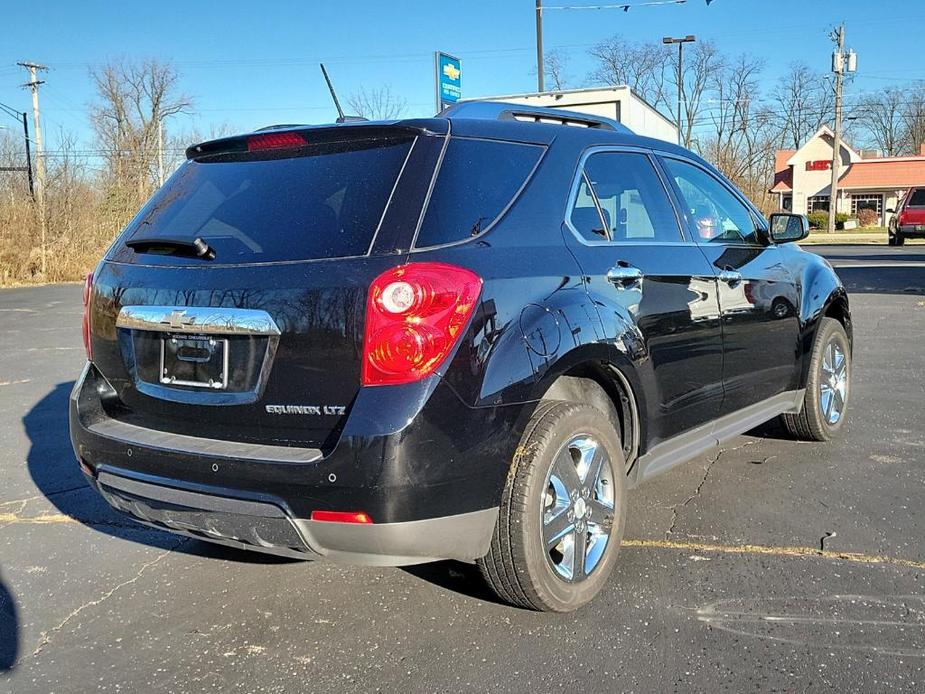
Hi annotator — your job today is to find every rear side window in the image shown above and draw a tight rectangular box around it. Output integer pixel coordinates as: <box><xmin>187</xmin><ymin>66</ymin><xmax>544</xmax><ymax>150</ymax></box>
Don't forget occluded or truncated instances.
<box><xmin>122</xmin><ymin>135</ymin><xmax>414</xmax><ymax>263</ymax></box>
<box><xmin>570</xmin><ymin>152</ymin><xmax>681</xmax><ymax>243</ymax></box>
<box><xmin>414</xmin><ymin>138</ymin><xmax>543</xmax><ymax>248</ymax></box>
<box><xmin>908</xmin><ymin>188</ymin><xmax>925</xmax><ymax>206</ymax></box>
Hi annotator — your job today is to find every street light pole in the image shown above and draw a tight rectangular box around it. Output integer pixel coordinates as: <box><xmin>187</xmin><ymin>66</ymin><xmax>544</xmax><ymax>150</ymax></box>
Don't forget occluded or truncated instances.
<box><xmin>535</xmin><ymin>0</ymin><xmax>545</xmax><ymax>92</ymax></box>
<box><xmin>662</xmin><ymin>35</ymin><xmax>696</xmax><ymax>147</ymax></box>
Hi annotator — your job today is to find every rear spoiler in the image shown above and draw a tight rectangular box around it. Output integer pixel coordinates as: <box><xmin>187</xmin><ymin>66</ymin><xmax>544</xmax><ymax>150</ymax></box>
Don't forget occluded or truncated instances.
<box><xmin>186</xmin><ymin>120</ymin><xmax>449</xmax><ymax>160</ymax></box>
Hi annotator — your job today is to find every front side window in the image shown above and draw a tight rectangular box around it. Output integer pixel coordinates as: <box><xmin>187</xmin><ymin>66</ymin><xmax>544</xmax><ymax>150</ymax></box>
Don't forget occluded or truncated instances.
<box><xmin>569</xmin><ymin>151</ymin><xmax>681</xmax><ymax>243</ymax></box>
<box><xmin>663</xmin><ymin>158</ymin><xmax>759</xmax><ymax>244</ymax></box>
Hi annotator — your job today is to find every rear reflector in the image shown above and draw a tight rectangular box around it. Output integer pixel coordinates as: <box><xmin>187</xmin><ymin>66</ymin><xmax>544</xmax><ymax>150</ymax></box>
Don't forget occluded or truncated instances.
<box><xmin>81</xmin><ymin>272</ymin><xmax>93</xmax><ymax>361</ymax></box>
<box><xmin>362</xmin><ymin>262</ymin><xmax>482</xmax><ymax>386</ymax></box>
<box><xmin>247</xmin><ymin>132</ymin><xmax>307</xmax><ymax>151</ymax></box>
<box><xmin>310</xmin><ymin>510</ymin><xmax>374</xmax><ymax>524</ymax></box>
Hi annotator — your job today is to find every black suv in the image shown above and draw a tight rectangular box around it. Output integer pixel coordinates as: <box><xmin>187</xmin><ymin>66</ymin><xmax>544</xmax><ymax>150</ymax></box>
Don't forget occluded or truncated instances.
<box><xmin>70</xmin><ymin>102</ymin><xmax>852</xmax><ymax>612</ymax></box>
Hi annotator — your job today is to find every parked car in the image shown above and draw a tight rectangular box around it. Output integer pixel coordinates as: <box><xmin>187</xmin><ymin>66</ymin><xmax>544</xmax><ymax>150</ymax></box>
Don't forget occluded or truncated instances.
<box><xmin>888</xmin><ymin>186</ymin><xmax>925</xmax><ymax>246</ymax></box>
<box><xmin>70</xmin><ymin>102</ymin><xmax>852</xmax><ymax>612</ymax></box>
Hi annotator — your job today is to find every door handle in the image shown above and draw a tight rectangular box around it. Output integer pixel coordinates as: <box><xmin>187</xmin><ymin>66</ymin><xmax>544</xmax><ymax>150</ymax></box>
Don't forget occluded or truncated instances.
<box><xmin>606</xmin><ymin>264</ymin><xmax>644</xmax><ymax>289</ymax></box>
<box><xmin>718</xmin><ymin>269</ymin><xmax>742</xmax><ymax>286</ymax></box>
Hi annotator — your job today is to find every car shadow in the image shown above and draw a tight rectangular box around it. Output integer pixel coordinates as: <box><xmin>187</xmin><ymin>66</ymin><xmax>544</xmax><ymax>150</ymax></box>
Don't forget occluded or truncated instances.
<box><xmin>0</xmin><ymin>576</ymin><xmax>18</xmax><ymax>673</ymax></box>
<box><xmin>23</xmin><ymin>382</ymin><xmax>298</xmax><ymax>565</ymax></box>
<box><xmin>401</xmin><ymin>561</ymin><xmax>509</xmax><ymax>606</ymax></box>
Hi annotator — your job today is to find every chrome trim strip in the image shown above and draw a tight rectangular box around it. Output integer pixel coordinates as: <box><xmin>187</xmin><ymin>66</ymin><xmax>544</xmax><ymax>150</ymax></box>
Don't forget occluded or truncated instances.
<box><xmin>116</xmin><ymin>306</ymin><xmax>281</xmax><ymax>336</ymax></box>
<box><xmin>88</xmin><ymin>417</ymin><xmax>323</xmax><ymax>464</ymax></box>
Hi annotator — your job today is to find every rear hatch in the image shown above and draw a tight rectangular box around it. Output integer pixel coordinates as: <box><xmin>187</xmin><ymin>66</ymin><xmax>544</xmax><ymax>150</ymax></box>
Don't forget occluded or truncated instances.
<box><xmin>89</xmin><ymin>123</ymin><xmax>446</xmax><ymax>450</ymax></box>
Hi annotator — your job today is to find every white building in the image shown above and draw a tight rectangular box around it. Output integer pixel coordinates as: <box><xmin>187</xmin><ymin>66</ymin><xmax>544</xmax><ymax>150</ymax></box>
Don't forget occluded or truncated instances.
<box><xmin>465</xmin><ymin>86</ymin><xmax>679</xmax><ymax>143</ymax></box>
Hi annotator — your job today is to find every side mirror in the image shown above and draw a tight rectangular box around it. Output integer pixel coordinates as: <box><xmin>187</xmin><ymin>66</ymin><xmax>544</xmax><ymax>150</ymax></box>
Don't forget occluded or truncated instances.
<box><xmin>769</xmin><ymin>213</ymin><xmax>810</xmax><ymax>243</ymax></box>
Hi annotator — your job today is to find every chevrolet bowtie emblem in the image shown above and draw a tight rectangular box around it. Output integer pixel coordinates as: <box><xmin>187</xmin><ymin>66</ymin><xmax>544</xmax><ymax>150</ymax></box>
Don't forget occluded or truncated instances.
<box><xmin>163</xmin><ymin>310</ymin><xmax>196</xmax><ymax>330</ymax></box>
<box><xmin>443</xmin><ymin>63</ymin><xmax>460</xmax><ymax>82</ymax></box>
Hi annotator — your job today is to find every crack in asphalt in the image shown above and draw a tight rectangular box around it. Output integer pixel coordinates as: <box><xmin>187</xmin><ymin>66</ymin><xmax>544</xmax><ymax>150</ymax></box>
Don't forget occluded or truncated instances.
<box><xmin>665</xmin><ymin>440</ymin><xmax>759</xmax><ymax>539</ymax></box>
<box><xmin>26</xmin><ymin>536</ymin><xmax>190</xmax><ymax>661</ymax></box>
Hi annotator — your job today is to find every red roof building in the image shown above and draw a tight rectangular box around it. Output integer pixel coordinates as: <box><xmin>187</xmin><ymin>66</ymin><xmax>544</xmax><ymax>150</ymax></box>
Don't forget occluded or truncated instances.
<box><xmin>770</xmin><ymin>126</ymin><xmax>925</xmax><ymax>225</ymax></box>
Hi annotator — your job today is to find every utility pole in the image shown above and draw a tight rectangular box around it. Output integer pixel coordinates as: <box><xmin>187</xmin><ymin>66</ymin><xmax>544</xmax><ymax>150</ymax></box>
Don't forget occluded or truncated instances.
<box><xmin>18</xmin><ymin>62</ymin><xmax>46</xmax><ymax>204</ymax></box>
<box><xmin>157</xmin><ymin>116</ymin><xmax>165</xmax><ymax>187</ymax></box>
<box><xmin>18</xmin><ymin>61</ymin><xmax>48</xmax><ymax>275</ymax></box>
<box><xmin>663</xmin><ymin>35</ymin><xmax>696</xmax><ymax>146</ymax></box>
<box><xmin>827</xmin><ymin>25</ymin><xmax>855</xmax><ymax>234</ymax></box>
<box><xmin>535</xmin><ymin>1</ymin><xmax>545</xmax><ymax>92</ymax></box>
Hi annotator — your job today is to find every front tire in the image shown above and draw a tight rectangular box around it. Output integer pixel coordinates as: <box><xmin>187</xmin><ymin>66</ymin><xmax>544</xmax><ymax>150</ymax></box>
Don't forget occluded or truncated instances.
<box><xmin>781</xmin><ymin>317</ymin><xmax>850</xmax><ymax>441</ymax></box>
<box><xmin>478</xmin><ymin>402</ymin><xmax>627</xmax><ymax>612</ymax></box>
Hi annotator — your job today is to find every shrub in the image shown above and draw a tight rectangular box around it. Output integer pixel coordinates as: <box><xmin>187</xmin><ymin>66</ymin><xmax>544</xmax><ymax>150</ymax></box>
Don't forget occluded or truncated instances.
<box><xmin>857</xmin><ymin>208</ymin><xmax>879</xmax><ymax>227</ymax></box>
<box><xmin>807</xmin><ymin>211</ymin><xmax>828</xmax><ymax>229</ymax></box>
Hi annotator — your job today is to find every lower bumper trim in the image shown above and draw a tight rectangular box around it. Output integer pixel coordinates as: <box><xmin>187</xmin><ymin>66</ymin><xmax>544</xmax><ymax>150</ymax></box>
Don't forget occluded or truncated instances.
<box><xmin>95</xmin><ymin>469</ymin><xmax>498</xmax><ymax>566</ymax></box>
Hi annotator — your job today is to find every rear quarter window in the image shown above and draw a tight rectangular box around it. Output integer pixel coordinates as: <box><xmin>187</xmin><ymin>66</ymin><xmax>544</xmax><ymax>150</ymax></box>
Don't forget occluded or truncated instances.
<box><xmin>908</xmin><ymin>188</ymin><xmax>925</xmax><ymax>207</ymax></box>
<box><xmin>414</xmin><ymin>137</ymin><xmax>544</xmax><ymax>248</ymax></box>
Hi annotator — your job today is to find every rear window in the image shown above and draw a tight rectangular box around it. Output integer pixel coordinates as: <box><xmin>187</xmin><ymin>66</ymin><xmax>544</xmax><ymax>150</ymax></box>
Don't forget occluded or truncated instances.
<box><xmin>122</xmin><ymin>135</ymin><xmax>414</xmax><ymax>263</ymax></box>
<box><xmin>414</xmin><ymin>138</ymin><xmax>544</xmax><ymax>248</ymax></box>
<box><xmin>908</xmin><ymin>188</ymin><xmax>925</xmax><ymax>207</ymax></box>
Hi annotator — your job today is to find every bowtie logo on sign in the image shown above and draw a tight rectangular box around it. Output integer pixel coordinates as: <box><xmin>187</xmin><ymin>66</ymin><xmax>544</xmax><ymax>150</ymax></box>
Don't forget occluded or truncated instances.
<box><xmin>443</xmin><ymin>62</ymin><xmax>460</xmax><ymax>82</ymax></box>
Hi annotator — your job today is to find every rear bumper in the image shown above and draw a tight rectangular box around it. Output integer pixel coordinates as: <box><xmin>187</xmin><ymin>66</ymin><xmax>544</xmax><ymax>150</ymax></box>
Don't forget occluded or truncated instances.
<box><xmin>89</xmin><ymin>467</ymin><xmax>497</xmax><ymax>565</ymax></box>
<box><xmin>897</xmin><ymin>225</ymin><xmax>925</xmax><ymax>238</ymax></box>
<box><xmin>70</xmin><ymin>362</ymin><xmax>515</xmax><ymax>565</ymax></box>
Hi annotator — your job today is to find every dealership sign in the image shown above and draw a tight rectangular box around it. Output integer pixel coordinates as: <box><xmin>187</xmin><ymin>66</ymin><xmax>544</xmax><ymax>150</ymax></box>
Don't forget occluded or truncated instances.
<box><xmin>806</xmin><ymin>160</ymin><xmax>832</xmax><ymax>171</ymax></box>
<box><xmin>435</xmin><ymin>52</ymin><xmax>461</xmax><ymax>112</ymax></box>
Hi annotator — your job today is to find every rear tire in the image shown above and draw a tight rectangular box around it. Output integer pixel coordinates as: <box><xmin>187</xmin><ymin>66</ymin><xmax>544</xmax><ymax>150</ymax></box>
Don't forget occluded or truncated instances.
<box><xmin>478</xmin><ymin>402</ymin><xmax>627</xmax><ymax>612</ymax></box>
<box><xmin>781</xmin><ymin>317</ymin><xmax>850</xmax><ymax>441</ymax></box>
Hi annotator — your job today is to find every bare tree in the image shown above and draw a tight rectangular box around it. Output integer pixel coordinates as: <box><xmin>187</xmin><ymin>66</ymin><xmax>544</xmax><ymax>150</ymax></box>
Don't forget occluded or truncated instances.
<box><xmin>538</xmin><ymin>49</ymin><xmax>570</xmax><ymax>91</ymax></box>
<box><xmin>853</xmin><ymin>88</ymin><xmax>905</xmax><ymax>156</ymax></box>
<box><xmin>700</xmin><ymin>54</ymin><xmax>777</xmax><ymax>209</ymax></box>
<box><xmin>902</xmin><ymin>84</ymin><xmax>925</xmax><ymax>155</ymax></box>
<box><xmin>588</xmin><ymin>36</ymin><xmax>671</xmax><ymax>110</ymax></box>
<box><xmin>771</xmin><ymin>62</ymin><xmax>834</xmax><ymax>149</ymax></box>
<box><xmin>674</xmin><ymin>41</ymin><xmax>724</xmax><ymax>149</ymax></box>
<box><xmin>89</xmin><ymin>58</ymin><xmax>192</xmax><ymax>203</ymax></box>
<box><xmin>346</xmin><ymin>86</ymin><xmax>407</xmax><ymax>120</ymax></box>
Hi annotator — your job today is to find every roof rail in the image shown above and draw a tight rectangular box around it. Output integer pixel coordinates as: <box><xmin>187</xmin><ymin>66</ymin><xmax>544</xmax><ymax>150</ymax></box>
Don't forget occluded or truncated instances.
<box><xmin>439</xmin><ymin>100</ymin><xmax>631</xmax><ymax>133</ymax></box>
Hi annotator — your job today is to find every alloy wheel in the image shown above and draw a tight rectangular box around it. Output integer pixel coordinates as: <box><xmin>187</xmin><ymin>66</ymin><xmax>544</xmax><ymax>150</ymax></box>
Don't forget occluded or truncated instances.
<box><xmin>819</xmin><ymin>340</ymin><xmax>848</xmax><ymax>425</ymax></box>
<box><xmin>541</xmin><ymin>434</ymin><xmax>616</xmax><ymax>582</ymax></box>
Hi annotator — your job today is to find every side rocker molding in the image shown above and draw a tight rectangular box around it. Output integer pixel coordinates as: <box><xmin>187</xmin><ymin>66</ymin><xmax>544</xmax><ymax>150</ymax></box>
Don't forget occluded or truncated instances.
<box><xmin>636</xmin><ymin>389</ymin><xmax>804</xmax><ymax>484</ymax></box>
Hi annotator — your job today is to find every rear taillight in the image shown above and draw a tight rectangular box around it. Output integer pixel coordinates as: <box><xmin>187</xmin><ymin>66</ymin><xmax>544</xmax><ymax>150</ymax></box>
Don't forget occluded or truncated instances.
<box><xmin>247</xmin><ymin>132</ymin><xmax>307</xmax><ymax>151</ymax></box>
<box><xmin>362</xmin><ymin>262</ymin><xmax>482</xmax><ymax>386</ymax></box>
<box><xmin>81</xmin><ymin>272</ymin><xmax>93</xmax><ymax>361</ymax></box>
<box><xmin>898</xmin><ymin>211</ymin><xmax>908</xmax><ymax>226</ymax></box>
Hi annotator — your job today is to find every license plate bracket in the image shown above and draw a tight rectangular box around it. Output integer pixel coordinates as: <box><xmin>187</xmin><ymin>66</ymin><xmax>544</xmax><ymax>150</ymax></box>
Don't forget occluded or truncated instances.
<box><xmin>159</xmin><ymin>334</ymin><xmax>229</xmax><ymax>389</ymax></box>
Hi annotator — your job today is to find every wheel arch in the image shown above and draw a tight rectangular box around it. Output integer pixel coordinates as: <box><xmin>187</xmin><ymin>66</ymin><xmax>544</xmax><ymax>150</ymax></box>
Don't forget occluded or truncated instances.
<box><xmin>533</xmin><ymin>347</ymin><xmax>643</xmax><ymax>475</ymax></box>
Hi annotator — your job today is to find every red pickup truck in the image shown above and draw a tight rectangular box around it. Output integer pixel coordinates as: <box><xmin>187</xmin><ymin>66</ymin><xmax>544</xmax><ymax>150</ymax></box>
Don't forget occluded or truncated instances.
<box><xmin>889</xmin><ymin>187</ymin><xmax>925</xmax><ymax>246</ymax></box>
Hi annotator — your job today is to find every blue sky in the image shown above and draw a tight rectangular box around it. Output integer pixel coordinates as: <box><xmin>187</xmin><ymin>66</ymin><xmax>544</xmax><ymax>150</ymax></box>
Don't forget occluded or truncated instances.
<box><xmin>1</xmin><ymin>0</ymin><xmax>923</xmax><ymax>157</ymax></box>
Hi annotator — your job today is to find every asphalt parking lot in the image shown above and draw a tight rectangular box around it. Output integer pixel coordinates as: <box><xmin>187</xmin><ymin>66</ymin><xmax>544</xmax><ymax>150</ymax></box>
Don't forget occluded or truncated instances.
<box><xmin>1</xmin><ymin>244</ymin><xmax>923</xmax><ymax>693</ymax></box>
